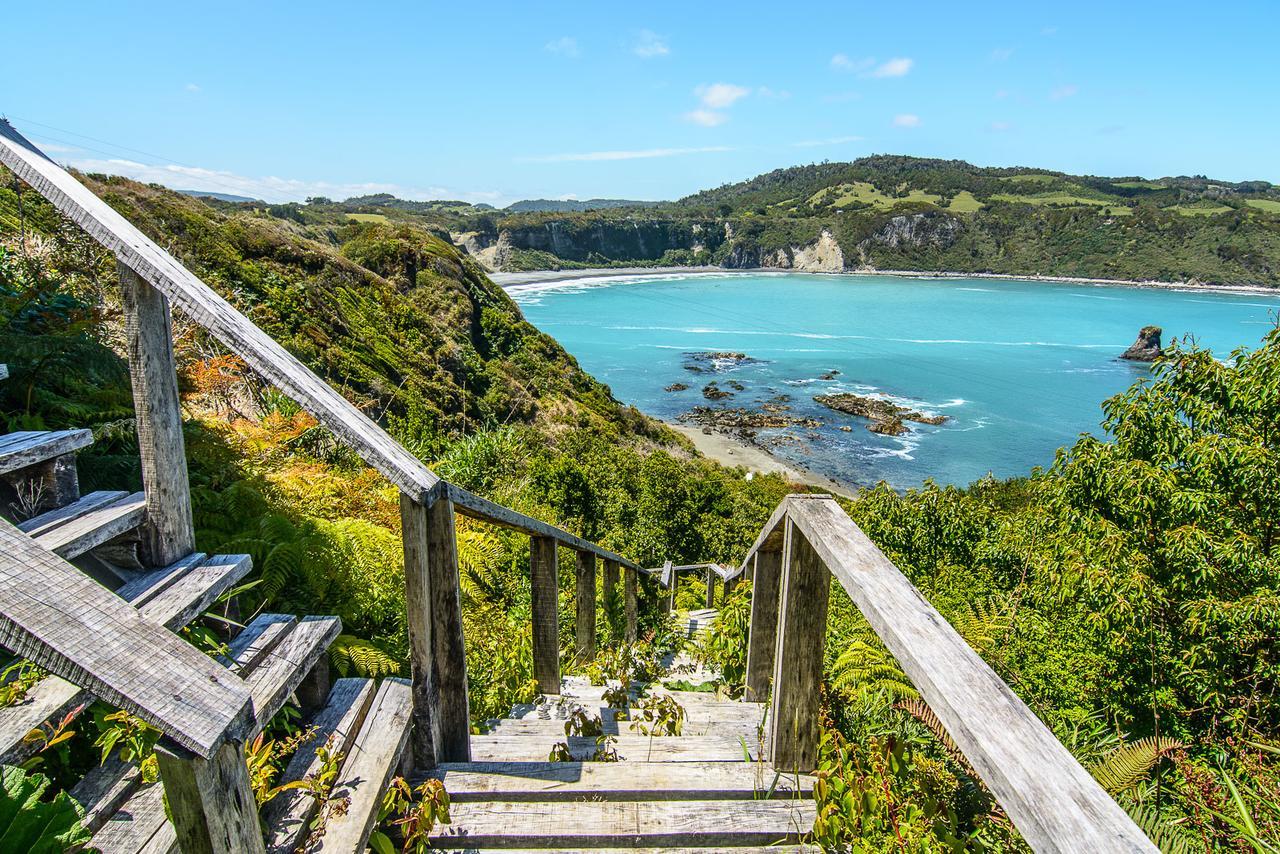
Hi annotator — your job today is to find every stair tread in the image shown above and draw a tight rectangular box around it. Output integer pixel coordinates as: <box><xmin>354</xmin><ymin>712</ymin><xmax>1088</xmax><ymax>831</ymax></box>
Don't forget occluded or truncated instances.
<box><xmin>488</xmin><ymin>718</ymin><xmax>761</xmax><ymax>738</ymax></box>
<box><xmin>310</xmin><ymin>677</ymin><xmax>413</xmax><ymax>853</ymax></box>
<box><xmin>87</xmin><ymin>613</ymin><xmax>342</xmax><ymax>853</ymax></box>
<box><xmin>469</xmin><ymin>733</ymin><xmax>761</xmax><ymax>763</ymax></box>
<box><xmin>433</xmin><ymin>848</ymin><xmax>818</xmax><ymax>853</ymax></box>
<box><xmin>0</xmin><ymin>552</ymin><xmax>249</xmax><ymax>767</ymax></box>
<box><xmin>425</xmin><ymin>760</ymin><xmax>813</xmax><ymax>801</ymax></box>
<box><xmin>31</xmin><ymin>491</ymin><xmax>146</xmax><ymax>559</ymax></box>
<box><xmin>0</xmin><ymin>428</ymin><xmax>92</xmax><ymax>474</ymax></box>
<box><xmin>17</xmin><ymin>490</ymin><xmax>128</xmax><ymax>537</ymax></box>
<box><xmin>429</xmin><ymin>798</ymin><xmax>816</xmax><ymax>848</ymax></box>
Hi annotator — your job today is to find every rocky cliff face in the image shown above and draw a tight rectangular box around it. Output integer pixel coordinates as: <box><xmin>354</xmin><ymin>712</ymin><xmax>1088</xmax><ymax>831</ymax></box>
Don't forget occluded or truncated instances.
<box><xmin>723</xmin><ymin>229</ymin><xmax>846</xmax><ymax>272</ymax></box>
<box><xmin>1120</xmin><ymin>326</ymin><xmax>1164</xmax><ymax>361</ymax></box>
<box><xmin>860</xmin><ymin>212</ymin><xmax>962</xmax><ymax>252</ymax></box>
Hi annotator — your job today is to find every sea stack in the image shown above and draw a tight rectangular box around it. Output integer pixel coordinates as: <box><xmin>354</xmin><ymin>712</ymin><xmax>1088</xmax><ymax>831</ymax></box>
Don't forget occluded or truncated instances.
<box><xmin>1120</xmin><ymin>326</ymin><xmax>1164</xmax><ymax>362</ymax></box>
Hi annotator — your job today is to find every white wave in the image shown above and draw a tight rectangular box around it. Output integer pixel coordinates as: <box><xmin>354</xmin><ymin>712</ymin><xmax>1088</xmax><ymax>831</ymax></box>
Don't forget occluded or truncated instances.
<box><xmin>1066</xmin><ymin>293</ymin><xmax>1122</xmax><ymax>301</ymax></box>
<box><xmin>956</xmin><ymin>287</ymin><xmax>996</xmax><ymax>292</ymax></box>
<box><xmin>1189</xmin><ymin>299</ymin><xmax>1279</xmax><ymax>308</ymax></box>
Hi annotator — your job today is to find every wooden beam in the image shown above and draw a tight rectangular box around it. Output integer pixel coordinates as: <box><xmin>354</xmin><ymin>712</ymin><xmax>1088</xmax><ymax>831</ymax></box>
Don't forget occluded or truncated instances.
<box><xmin>784</xmin><ymin>496</ymin><xmax>1156</xmax><ymax>852</ymax></box>
<box><xmin>427</xmin><ymin>495</ymin><xmax>470</xmax><ymax>762</ymax></box>
<box><xmin>602</xmin><ymin>558</ymin><xmax>620</xmax><ymax>638</ymax></box>
<box><xmin>768</xmin><ymin>519</ymin><xmax>830</xmax><ymax>772</ymax></box>
<box><xmin>120</xmin><ymin>262</ymin><xmax>195</xmax><ymax>567</ymax></box>
<box><xmin>624</xmin><ymin>568</ymin><xmax>638</xmax><ymax>643</ymax></box>
<box><xmin>575</xmin><ymin>550</ymin><xmax>596</xmax><ymax>663</ymax></box>
<box><xmin>530</xmin><ymin>535</ymin><xmax>560</xmax><ymax>694</ymax></box>
<box><xmin>0</xmin><ymin>519</ymin><xmax>252</xmax><ymax>758</ymax></box>
<box><xmin>154</xmin><ymin>740</ymin><xmax>266</xmax><ymax>854</ymax></box>
<box><xmin>401</xmin><ymin>494</ymin><xmax>441</xmax><ymax>768</ymax></box>
<box><xmin>744</xmin><ymin>549</ymin><xmax>782</xmax><ymax>703</ymax></box>
<box><xmin>0</xmin><ymin>120</ymin><xmax>439</xmax><ymax>503</ymax></box>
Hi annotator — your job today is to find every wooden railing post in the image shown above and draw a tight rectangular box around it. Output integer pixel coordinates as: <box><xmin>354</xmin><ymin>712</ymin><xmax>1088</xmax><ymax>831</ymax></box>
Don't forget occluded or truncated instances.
<box><xmin>745</xmin><ymin>549</ymin><xmax>782</xmax><ymax>702</ymax></box>
<box><xmin>624</xmin><ymin>568</ymin><xmax>638</xmax><ymax>643</ymax></box>
<box><xmin>704</xmin><ymin>568</ymin><xmax>716</xmax><ymax>609</ymax></box>
<box><xmin>768</xmin><ymin>519</ymin><xmax>831</xmax><ymax>771</ymax></box>
<box><xmin>401</xmin><ymin>492</ymin><xmax>471</xmax><ymax>766</ymax></box>
<box><xmin>530</xmin><ymin>535</ymin><xmax>560</xmax><ymax>694</ymax></box>
<box><xmin>155</xmin><ymin>739</ymin><xmax>266</xmax><ymax>854</ymax></box>
<box><xmin>603</xmin><ymin>558</ymin><xmax>620</xmax><ymax>638</ymax></box>
<box><xmin>120</xmin><ymin>262</ymin><xmax>195</xmax><ymax>567</ymax></box>
<box><xmin>574</xmin><ymin>549</ymin><xmax>596</xmax><ymax>663</ymax></box>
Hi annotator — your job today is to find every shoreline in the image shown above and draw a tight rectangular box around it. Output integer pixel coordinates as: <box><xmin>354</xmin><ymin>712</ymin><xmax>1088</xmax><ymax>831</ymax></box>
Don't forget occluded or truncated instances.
<box><xmin>667</xmin><ymin>422</ymin><xmax>856</xmax><ymax>499</ymax></box>
<box><xmin>491</xmin><ymin>265</ymin><xmax>1280</xmax><ymax>297</ymax></box>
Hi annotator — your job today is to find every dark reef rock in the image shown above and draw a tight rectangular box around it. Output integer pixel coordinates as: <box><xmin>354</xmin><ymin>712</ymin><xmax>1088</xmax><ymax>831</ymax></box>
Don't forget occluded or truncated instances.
<box><xmin>702</xmin><ymin>382</ymin><xmax>733</xmax><ymax>400</ymax></box>
<box><xmin>820</xmin><ymin>369</ymin><xmax>841</xmax><ymax>380</ymax></box>
<box><xmin>683</xmin><ymin>351</ymin><xmax>763</xmax><ymax>373</ymax></box>
<box><xmin>1120</xmin><ymin>326</ymin><xmax>1164</xmax><ymax>362</ymax></box>
<box><xmin>815</xmin><ymin>393</ymin><xmax>948</xmax><ymax>435</ymax></box>
<box><xmin>681</xmin><ymin>406</ymin><xmax>822</xmax><ymax>432</ymax></box>
<box><xmin>664</xmin><ymin>382</ymin><xmax>689</xmax><ymax>392</ymax></box>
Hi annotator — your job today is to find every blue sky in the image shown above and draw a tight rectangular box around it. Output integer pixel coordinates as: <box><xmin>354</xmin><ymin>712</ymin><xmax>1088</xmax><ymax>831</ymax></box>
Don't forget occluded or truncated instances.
<box><xmin>2</xmin><ymin>1</ymin><xmax>1276</xmax><ymax>205</ymax></box>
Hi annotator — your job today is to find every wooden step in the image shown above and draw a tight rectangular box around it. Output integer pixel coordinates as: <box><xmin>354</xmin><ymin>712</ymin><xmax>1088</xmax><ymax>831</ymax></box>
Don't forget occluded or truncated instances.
<box><xmin>29</xmin><ymin>491</ymin><xmax>146</xmax><ymax>559</ymax></box>
<box><xmin>428</xmin><ymin>799</ymin><xmax>816</xmax><ymax>849</ymax></box>
<box><xmin>425</xmin><ymin>760</ymin><xmax>814</xmax><ymax>802</ymax></box>
<box><xmin>85</xmin><ymin>612</ymin><xmax>343</xmax><ymax>853</ymax></box>
<box><xmin>0</xmin><ymin>552</ymin><xmax>250</xmax><ymax>766</ymax></box>
<box><xmin>17</xmin><ymin>490</ymin><xmax>127</xmax><ymax>537</ymax></box>
<box><xmin>488</xmin><ymin>717</ymin><xmax>762</xmax><ymax>739</ymax></box>
<box><xmin>308</xmin><ymin>677</ymin><xmax>413</xmax><ymax>853</ymax></box>
<box><xmin>0</xmin><ymin>428</ymin><xmax>92</xmax><ymax>475</ymax></box>
<box><xmin>435</xmin><ymin>848</ymin><xmax>818</xmax><ymax>853</ymax></box>
<box><xmin>469</xmin><ymin>733</ymin><xmax>761</xmax><ymax>763</ymax></box>
<box><xmin>262</xmin><ymin>678</ymin><xmax>378</xmax><ymax>853</ymax></box>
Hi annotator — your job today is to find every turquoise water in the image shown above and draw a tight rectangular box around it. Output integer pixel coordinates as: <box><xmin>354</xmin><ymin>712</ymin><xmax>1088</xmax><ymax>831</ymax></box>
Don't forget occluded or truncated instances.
<box><xmin>508</xmin><ymin>273</ymin><xmax>1280</xmax><ymax>490</ymax></box>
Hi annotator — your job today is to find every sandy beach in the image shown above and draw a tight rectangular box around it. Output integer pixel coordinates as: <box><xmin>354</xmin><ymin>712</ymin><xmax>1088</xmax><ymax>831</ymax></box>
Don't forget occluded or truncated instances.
<box><xmin>668</xmin><ymin>422</ymin><xmax>855</xmax><ymax>498</ymax></box>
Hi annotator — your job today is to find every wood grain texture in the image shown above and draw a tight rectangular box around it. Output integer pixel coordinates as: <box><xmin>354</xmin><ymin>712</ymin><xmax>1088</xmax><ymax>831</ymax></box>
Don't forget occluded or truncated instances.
<box><xmin>768</xmin><ymin>520</ymin><xmax>830</xmax><ymax>772</ymax></box>
<box><xmin>401</xmin><ymin>493</ymin><xmax>442</xmax><ymax>769</ymax></box>
<box><xmin>427</xmin><ymin>495</ymin><xmax>470</xmax><ymax>762</ymax></box>
<box><xmin>530</xmin><ymin>535</ymin><xmax>560</xmax><ymax>695</ymax></box>
<box><xmin>0</xmin><ymin>428</ymin><xmax>92</xmax><ymax>475</ymax></box>
<box><xmin>120</xmin><ymin>263</ymin><xmax>196</xmax><ymax>567</ymax></box>
<box><xmin>574</xmin><ymin>549</ymin><xmax>596</xmax><ymax>663</ymax></box>
<box><xmin>31</xmin><ymin>491</ymin><xmax>146</xmax><ymax>559</ymax></box>
<box><xmin>262</xmin><ymin>678</ymin><xmax>377</xmax><ymax>854</ymax></box>
<box><xmin>244</xmin><ymin>616</ymin><xmax>341</xmax><ymax>731</ymax></box>
<box><xmin>315</xmin><ymin>677</ymin><xmax>413</xmax><ymax>854</ymax></box>
<box><xmin>467</xmin><ymin>733</ymin><xmax>761</xmax><ymax>763</ymax></box>
<box><xmin>429</xmin><ymin>799</ymin><xmax>815</xmax><ymax>848</ymax></box>
<box><xmin>784</xmin><ymin>496</ymin><xmax>1155</xmax><ymax>853</ymax></box>
<box><xmin>745</xmin><ymin>549</ymin><xmax>782</xmax><ymax>703</ymax></box>
<box><xmin>424</xmin><ymin>760</ymin><xmax>813</xmax><ymax>801</ymax></box>
<box><xmin>624</xmin><ymin>567</ymin><xmax>638</xmax><ymax>642</ymax></box>
<box><xmin>0</xmin><ymin>120</ymin><xmax>439</xmax><ymax>502</ymax></box>
<box><xmin>0</xmin><ymin>519</ymin><xmax>251</xmax><ymax>757</ymax></box>
<box><xmin>16</xmin><ymin>489</ymin><xmax>127</xmax><ymax>537</ymax></box>
<box><xmin>153</xmin><ymin>739</ymin><xmax>266</xmax><ymax>854</ymax></box>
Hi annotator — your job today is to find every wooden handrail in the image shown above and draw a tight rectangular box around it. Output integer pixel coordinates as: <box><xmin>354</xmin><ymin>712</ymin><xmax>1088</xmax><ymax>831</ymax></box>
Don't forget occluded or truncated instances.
<box><xmin>740</xmin><ymin>494</ymin><xmax>1156</xmax><ymax>854</ymax></box>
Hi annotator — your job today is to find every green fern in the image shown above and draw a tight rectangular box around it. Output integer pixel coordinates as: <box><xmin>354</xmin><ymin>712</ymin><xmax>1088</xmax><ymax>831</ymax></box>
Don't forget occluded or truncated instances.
<box><xmin>894</xmin><ymin>697</ymin><xmax>976</xmax><ymax>778</ymax></box>
<box><xmin>830</xmin><ymin>624</ymin><xmax>918</xmax><ymax>701</ymax></box>
<box><xmin>1088</xmin><ymin>736</ymin><xmax>1183</xmax><ymax>794</ymax></box>
<box><xmin>329</xmin><ymin>634</ymin><xmax>402</xmax><ymax>678</ymax></box>
<box><xmin>1124</xmin><ymin>803</ymin><xmax>1200</xmax><ymax>854</ymax></box>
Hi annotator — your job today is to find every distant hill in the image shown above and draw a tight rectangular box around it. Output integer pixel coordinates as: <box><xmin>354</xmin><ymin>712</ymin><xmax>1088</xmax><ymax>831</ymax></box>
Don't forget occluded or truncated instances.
<box><xmin>177</xmin><ymin>189</ymin><xmax>259</xmax><ymax>203</ymax></box>
<box><xmin>505</xmin><ymin>198</ymin><xmax>660</xmax><ymax>213</ymax></box>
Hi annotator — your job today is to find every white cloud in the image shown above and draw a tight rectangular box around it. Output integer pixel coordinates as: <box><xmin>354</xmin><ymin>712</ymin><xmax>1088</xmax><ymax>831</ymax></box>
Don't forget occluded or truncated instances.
<box><xmin>544</xmin><ymin>36</ymin><xmax>579</xmax><ymax>57</ymax></box>
<box><xmin>871</xmin><ymin>57</ymin><xmax>913</xmax><ymax>78</ymax></box>
<box><xmin>683</xmin><ymin>109</ymin><xmax>729</xmax><ymax>127</ymax></box>
<box><xmin>66</xmin><ymin>156</ymin><xmax>509</xmax><ymax>206</ymax></box>
<box><xmin>29</xmin><ymin>138</ymin><xmax>79</xmax><ymax>153</ymax></box>
<box><xmin>989</xmin><ymin>48</ymin><xmax>1014</xmax><ymax>62</ymax></box>
<box><xmin>185</xmin><ymin>83</ymin><xmax>201</xmax><ymax>92</ymax></box>
<box><xmin>633</xmin><ymin>29</ymin><xmax>669</xmax><ymax>58</ymax></box>
<box><xmin>695</xmin><ymin>83</ymin><xmax>751</xmax><ymax>109</ymax></box>
<box><xmin>830</xmin><ymin>53</ymin><xmax>874</xmax><ymax>73</ymax></box>
<box><xmin>892</xmin><ymin>113</ymin><xmax>921</xmax><ymax>128</ymax></box>
<box><xmin>519</xmin><ymin>146</ymin><xmax>732</xmax><ymax>163</ymax></box>
<box><xmin>1050</xmin><ymin>84</ymin><xmax>1079</xmax><ymax>100</ymax></box>
<box><xmin>793</xmin><ymin>135</ymin><xmax>864</xmax><ymax>147</ymax></box>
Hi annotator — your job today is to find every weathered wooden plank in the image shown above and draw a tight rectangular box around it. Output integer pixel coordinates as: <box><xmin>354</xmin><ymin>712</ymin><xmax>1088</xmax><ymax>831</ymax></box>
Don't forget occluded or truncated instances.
<box><xmin>32</xmin><ymin>491</ymin><xmax>146</xmax><ymax>560</ymax></box>
<box><xmin>745</xmin><ymin>549</ymin><xmax>783</xmax><ymax>703</ymax></box>
<box><xmin>0</xmin><ymin>428</ymin><xmax>92</xmax><ymax>475</ymax></box>
<box><xmin>262</xmin><ymin>678</ymin><xmax>377</xmax><ymax>854</ymax></box>
<box><xmin>432</xmin><ymin>847</ymin><xmax>818</xmax><ymax>853</ymax></box>
<box><xmin>16</xmin><ymin>490</ymin><xmax>127</xmax><ymax>537</ymax></box>
<box><xmin>120</xmin><ymin>262</ymin><xmax>196</xmax><ymax>567</ymax></box>
<box><xmin>429</xmin><ymin>799</ymin><xmax>815</xmax><ymax>848</ymax></box>
<box><xmin>426</xmin><ymin>495</ymin><xmax>470</xmax><ymax>763</ymax></box>
<box><xmin>768</xmin><ymin>520</ymin><xmax>830</xmax><ymax>772</ymax></box>
<box><xmin>424</xmin><ymin>760</ymin><xmax>813</xmax><ymax>801</ymax></box>
<box><xmin>486</xmin><ymin>717</ymin><xmax>761</xmax><ymax>739</ymax></box>
<box><xmin>133</xmin><ymin>554</ymin><xmax>250</xmax><ymax>630</ymax></box>
<box><xmin>574</xmin><ymin>549</ymin><xmax>596</xmax><ymax>663</ymax></box>
<box><xmin>445</xmin><ymin>482</ymin><xmax>638</xmax><ymax>569</ymax></box>
<box><xmin>401</xmin><ymin>494</ymin><xmax>441</xmax><ymax>769</ymax></box>
<box><xmin>624</xmin><ymin>567</ymin><xmax>638</xmax><ymax>642</ymax></box>
<box><xmin>221</xmin><ymin>613</ymin><xmax>297</xmax><ymax>674</ymax></box>
<box><xmin>153</xmin><ymin>739</ymin><xmax>265</xmax><ymax>854</ymax></box>
<box><xmin>0</xmin><ymin>519</ymin><xmax>252</xmax><ymax>757</ymax></box>
<box><xmin>602</xmin><ymin>558</ymin><xmax>620</xmax><ymax>636</ymax></box>
<box><xmin>530</xmin><ymin>535</ymin><xmax>560</xmax><ymax>695</ymax></box>
<box><xmin>0</xmin><ymin>121</ymin><xmax>439</xmax><ymax>502</ymax></box>
<box><xmin>244</xmin><ymin>616</ymin><xmax>341</xmax><ymax>731</ymax></box>
<box><xmin>314</xmin><ymin>677</ymin><xmax>413</xmax><ymax>854</ymax></box>
<box><xmin>784</xmin><ymin>496</ymin><xmax>1156</xmax><ymax>853</ymax></box>
<box><xmin>467</xmin><ymin>733</ymin><xmax>760</xmax><ymax>763</ymax></box>
<box><xmin>0</xmin><ymin>364</ymin><xmax>7</xmax><ymax>381</ymax></box>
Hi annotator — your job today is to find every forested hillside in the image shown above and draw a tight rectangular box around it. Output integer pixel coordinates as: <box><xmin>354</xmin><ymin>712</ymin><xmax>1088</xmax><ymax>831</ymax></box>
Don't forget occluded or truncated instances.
<box><xmin>1</xmin><ymin>166</ymin><xmax>1277</xmax><ymax>850</ymax></box>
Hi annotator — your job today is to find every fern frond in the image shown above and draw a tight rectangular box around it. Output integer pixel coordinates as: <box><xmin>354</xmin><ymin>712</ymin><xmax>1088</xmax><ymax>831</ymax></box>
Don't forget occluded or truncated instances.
<box><xmin>329</xmin><ymin>634</ymin><xmax>402</xmax><ymax>678</ymax></box>
<box><xmin>1088</xmin><ymin>736</ymin><xmax>1184</xmax><ymax>794</ymax></box>
<box><xmin>1123</xmin><ymin>803</ymin><xmax>1200</xmax><ymax>854</ymax></box>
<box><xmin>895</xmin><ymin>697</ymin><xmax>976</xmax><ymax>778</ymax></box>
<box><xmin>831</xmin><ymin>636</ymin><xmax>918</xmax><ymax>700</ymax></box>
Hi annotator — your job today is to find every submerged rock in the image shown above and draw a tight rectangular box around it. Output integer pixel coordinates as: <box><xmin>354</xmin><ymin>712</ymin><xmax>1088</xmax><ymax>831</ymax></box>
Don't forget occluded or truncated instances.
<box><xmin>702</xmin><ymin>382</ymin><xmax>733</xmax><ymax>400</ymax></box>
<box><xmin>664</xmin><ymin>382</ymin><xmax>689</xmax><ymax>392</ymax></box>
<box><xmin>814</xmin><ymin>393</ymin><xmax>948</xmax><ymax>435</ymax></box>
<box><xmin>1120</xmin><ymin>326</ymin><xmax>1164</xmax><ymax>362</ymax></box>
<box><xmin>683</xmin><ymin>351</ymin><xmax>763</xmax><ymax>373</ymax></box>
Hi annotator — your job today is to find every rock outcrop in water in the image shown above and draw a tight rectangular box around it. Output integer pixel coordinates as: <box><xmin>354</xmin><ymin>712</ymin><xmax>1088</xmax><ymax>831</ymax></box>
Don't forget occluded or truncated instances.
<box><xmin>814</xmin><ymin>393</ymin><xmax>948</xmax><ymax>436</ymax></box>
<box><xmin>683</xmin><ymin>352</ymin><xmax>762</xmax><ymax>373</ymax></box>
<box><xmin>1120</xmin><ymin>326</ymin><xmax>1164</xmax><ymax>362</ymax></box>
